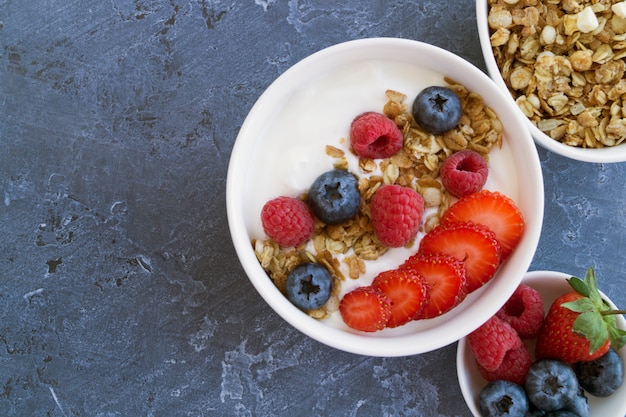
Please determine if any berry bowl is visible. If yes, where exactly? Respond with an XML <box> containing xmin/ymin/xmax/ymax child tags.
<box><xmin>476</xmin><ymin>0</ymin><xmax>626</xmax><ymax>163</ymax></box>
<box><xmin>227</xmin><ymin>38</ymin><xmax>544</xmax><ymax>357</ymax></box>
<box><xmin>457</xmin><ymin>270</ymin><xmax>626</xmax><ymax>417</ymax></box>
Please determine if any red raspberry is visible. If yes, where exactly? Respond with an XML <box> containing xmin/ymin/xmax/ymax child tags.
<box><xmin>496</xmin><ymin>284</ymin><xmax>545</xmax><ymax>339</ymax></box>
<box><xmin>370</xmin><ymin>184</ymin><xmax>424</xmax><ymax>247</ymax></box>
<box><xmin>440</xmin><ymin>149</ymin><xmax>488</xmax><ymax>198</ymax></box>
<box><xmin>261</xmin><ymin>196</ymin><xmax>315</xmax><ymax>247</ymax></box>
<box><xmin>350</xmin><ymin>112</ymin><xmax>403</xmax><ymax>159</ymax></box>
<box><xmin>477</xmin><ymin>345</ymin><xmax>533</xmax><ymax>386</ymax></box>
<box><xmin>468</xmin><ymin>315</ymin><xmax>522</xmax><ymax>372</ymax></box>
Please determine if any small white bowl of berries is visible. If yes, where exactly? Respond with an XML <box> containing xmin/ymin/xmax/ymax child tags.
<box><xmin>227</xmin><ymin>38</ymin><xmax>544</xmax><ymax>356</ymax></box>
<box><xmin>457</xmin><ymin>268</ymin><xmax>626</xmax><ymax>417</ymax></box>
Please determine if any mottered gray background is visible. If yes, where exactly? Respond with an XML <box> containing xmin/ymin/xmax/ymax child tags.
<box><xmin>1</xmin><ymin>1</ymin><xmax>625</xmax><ymax>416</ymax></box>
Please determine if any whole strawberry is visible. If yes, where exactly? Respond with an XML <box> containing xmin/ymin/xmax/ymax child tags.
<box><xmin>535</xmin><ymin>267</ymin><xmax>626</xmax><ymax>364</ymax></box>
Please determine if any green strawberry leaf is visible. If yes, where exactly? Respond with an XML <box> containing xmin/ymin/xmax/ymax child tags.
<box><xmin>583</xmin><ymin>267</ymin><xmax>605</xmax><ymax>306</ymax></box>
<box><xmin>567</xmin><ymin>276</ymin><xmax>589</xmax><ymax>297</ymax></box>
<box><xmin>565</xmin><ymin>267</ymin><xmax>625</xmax><ymax>354</ymax></box>
<box><xmin>603</xmin><ymin>311</ymin><xmax>626</xmax><ymax>350</ymax></box>
<box><xmin>562</xmin><ymin>298</ymin><xmax>596</xmax><ymax>313</ymax></box>
<box><xmin>572</xmin><ymin>310</ymin><xmax>609</xmax><ymax>353</ymax></box>
<box><xmin>608</xmin><ymin>325</ymin><xmax>626</xmax><ymax>350</ymax></box>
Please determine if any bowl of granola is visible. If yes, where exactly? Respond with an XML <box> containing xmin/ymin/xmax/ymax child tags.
<box><xmin>227</xmin><ymin>38</ymin><xmax>544</xmax><ymax>357</ymax></box>
<box><xmin>477</xmin><ymin>0</ymin><xmax>626</xmax><ymax>163</ymax></box>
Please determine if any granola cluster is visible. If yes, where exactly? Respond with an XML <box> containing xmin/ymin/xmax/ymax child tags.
<box><xmin>253</xmin><ymin>81</ymin><xmax>503</xmax><ymax>319</ymax></box>
<box><xmin>488</xmin><ymin>0</ymin><xmax>626</xmax><ymax>148</ymax></box>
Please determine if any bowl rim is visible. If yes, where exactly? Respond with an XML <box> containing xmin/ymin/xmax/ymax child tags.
<box><xmin>475</xmin><ymin>0</ymin><xmax>626</xmax><ymax>163</ymax></box>
<box><xmin>227</xmin><ymin>37</ymin><xmax>544</xmax><ymax>357</ymax></box>
<box><xmin>456</xmin><ymin>269</ymin><xmax>626</xmax><ymax>417</ymax></box>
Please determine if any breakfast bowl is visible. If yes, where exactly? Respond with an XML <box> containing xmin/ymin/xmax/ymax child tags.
<box><xmin>457</xmin><ymin>270</ymin><xmax>626</xmax><ymax>417</ymax></box>
<box><xmin>227</xmin><ymin>38</ymin><xmax>544</xmax><ymax>357</ymax></box>
<box><xmin>476</xmin><ymin>0</ymin><xmax>626</xmax><ymax>163</ymax></box>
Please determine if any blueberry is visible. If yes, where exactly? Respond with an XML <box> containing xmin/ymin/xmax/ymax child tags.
<box><xmin>574</xmin><ymin>347</ymin><xmax>624</xmax><ymax>397</ymax></box>
<box><xmin>411</xmin><ymin>86</ymin><xmax>462</xmax><ymax>135</ymax></box>
<box><xmin>564</xmin><ymin>387</ymin><xmax>589</xmax><ymax>417</ymax></box>
<box><xmin>479</xmin><ymin>380</ymin><xmax>529</xmax><ymax>417</ymax></box>
<box><xmin>285</xmin><ymin>263</ymin><xmax>333</xmax><ymax>311</ymax></box>
<box><xmin>307</xmin><ymin>169</ymin><xmax>360</xmax><ymax>224</ymax></box>
<box><xmin>525</xmin><ymin>359</ymin><xmax>580</xmax><ymax>412</ymax></box>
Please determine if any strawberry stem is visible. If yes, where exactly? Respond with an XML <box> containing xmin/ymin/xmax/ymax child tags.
<box><xmin>601</xmin><ymin>309</ymin><xmax>626</xmax><ymax>316</ymax></box>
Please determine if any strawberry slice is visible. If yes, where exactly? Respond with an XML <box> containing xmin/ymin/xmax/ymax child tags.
<box><xmin>371</xmin><ymin>269</ymin><xmax>429</xmax><ymax>327</ymax></box>
<box><xmin>441</xmin><ymin>190</ymin><xmax>524</xmax><ymax>259</ymax></box>
<box><xmin>418</xmin><ymin>222</ymin><xmax>501</xmax><ymax>293</ymax></box>
<box><xmin>400</xmin><ymin>253</ymin><xmax>468</xmax><ymax>319</ymax></box>
<box><xmin>339</xmin><ymin>286</ymin><xmax>392</xmax><ymax>332</ymax></box>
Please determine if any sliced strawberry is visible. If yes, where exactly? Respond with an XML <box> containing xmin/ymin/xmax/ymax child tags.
<box><xmin>418</xmin><ymin>222</ymin><xmax>501</xmax><ymax>293</ymax></box>
<box><xmin>371</xmin><ymin>269</ymin><xmax>429</xmax><ymax>327</ymax></box>
<box><xmin>400</xmin><ymin>253</ymin><xmax>468</xmax><ymax>319</ymax></box>
<box><xmin>441</xmin><ymin>190</ymin><xmax>524</xmax><ymax>259</ymax></box>
<box><xmin>339</xmin><ymin>286</ymin><xmax>392</xmax><ymax>332</ymax></box>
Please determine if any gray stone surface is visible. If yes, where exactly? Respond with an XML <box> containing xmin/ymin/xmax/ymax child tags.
<box><xmin>1</xmin><ymin>1</ymin><xmax>625</xmax><ymax>416</ymax></box>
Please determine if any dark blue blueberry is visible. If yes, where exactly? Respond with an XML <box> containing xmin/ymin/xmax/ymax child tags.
<box><xmin>525</xmin><ymin>359</ymin><xmax>580</xmax><ymax>412</ymax></box>
<box><xmin>479</xmin><ymin>380</ymin><xmax>529</xmax><ymax>417</ymax></box>
<box><xmin>411</xmin><ymin>86</ymin><xmax>462</xmax><ymax>135</ymax></box>
<box><xmin>307</xmin><ymin>169</ymin><xmax>360</xmax><ymax>225</ymax></box>
<box><xmin>285</xmin><ymin>263</ymin><xmax>332</xmax><ymax>311</ymax></box>
<box><xmin>574</xmin><ymin>347</ymin><xmax>624</xmax><ymax>397</ymax></box>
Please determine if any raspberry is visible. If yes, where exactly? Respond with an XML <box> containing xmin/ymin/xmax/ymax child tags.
<box><xmin>496</xmin><ymin>284</ymin><xmax>545</xmax><ymax>339</ymax></box>
<box><xmin>349</xmin><ymin>112</ymin><xmax>403</xmax><ymax>159</ymax></box>
<box><xmin>370</xmin><ymin>184</ymin><xmax>424</xmax><ymax>247</ymax></box>
<box><xmin>468</xmin><ymin>315</ymin><xmax>522</xmax><ymax>372</ymax></box>
<box><xmin>477</xmin><ymin>345</ymin><xmax>534</xmax><ymax>386</ymax></box>
<box><xmin>261</xmin><ymin>196</ymin><xmax>315</xmax><ymax>247</ymax></box>
<box><xmin>439</xmin><ymin>149</ymin><xmax>488</xmax><ymax>198</ymax></box>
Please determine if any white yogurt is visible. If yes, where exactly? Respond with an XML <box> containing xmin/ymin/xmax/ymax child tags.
<box><xmin>243</xmin><ymin>59</ymin><xmax>517</xmax><ymax>317</ymax></box>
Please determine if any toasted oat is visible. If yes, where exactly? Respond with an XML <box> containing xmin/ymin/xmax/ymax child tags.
<box><xmin>488</xmin><ymin>0</ymin><xmax>626</xmax><ymax>148</ymax></box>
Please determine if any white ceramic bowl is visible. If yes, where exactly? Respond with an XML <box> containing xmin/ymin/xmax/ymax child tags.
<box><xmin>476</xmin><ymin>0</ymin><xmax>626</xmax><ymax>163</ymax></box>
<box><xmin>457</xmin><ymin>270</ymin><xmax>626</xmax><ymax>417</ymax></box>
<box><xmin>227</xmin><ymin>38</ymin><xmax>544</xmax><ymax>357</ymax></box>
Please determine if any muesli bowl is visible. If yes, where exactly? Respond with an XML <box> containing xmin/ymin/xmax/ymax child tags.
<box><xmin>456</xmin><ymin>270</ymin><xmax>626</xmax><ymax>417</ymax></box>
<box><xmin>476</xmin><ymin>0</ymin><xmax>626</xmax><ymax>163</ymax></box>
<box><xmin>226</xmin><ymin>38</ymin><xmax>544</xmax><ymax>357</ymax></box>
